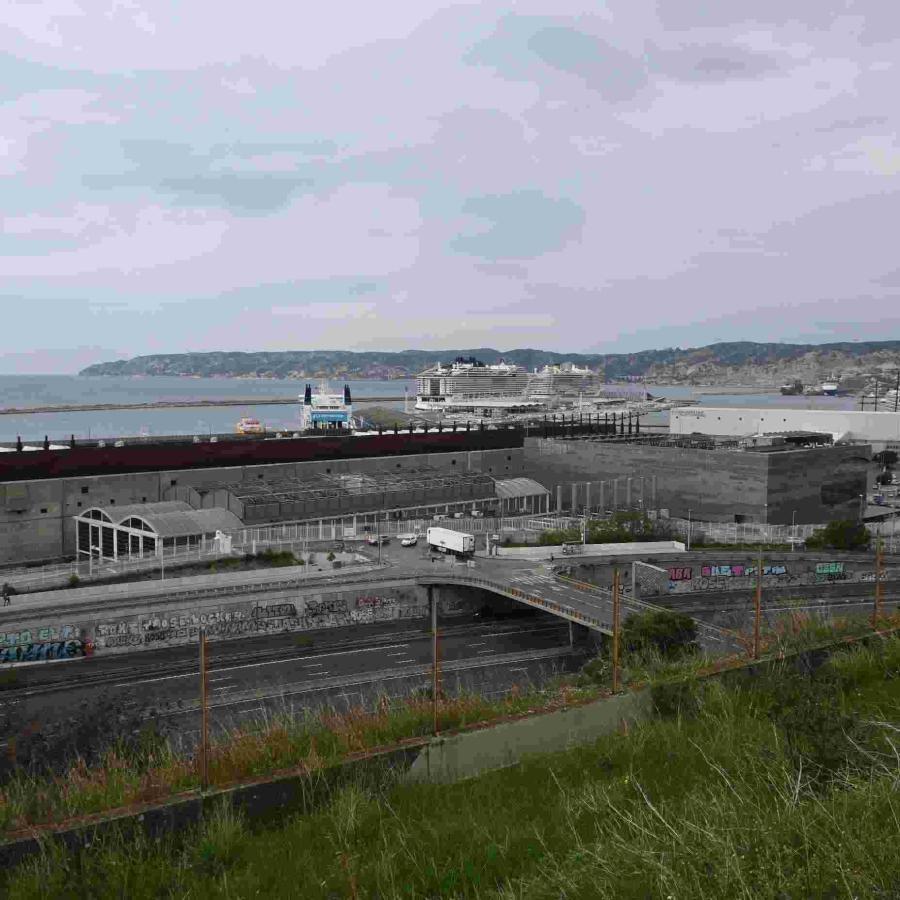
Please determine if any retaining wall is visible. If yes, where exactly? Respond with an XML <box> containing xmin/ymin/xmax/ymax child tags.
<box><xmin>0</xmin><ymin>567</ymin><xmax>480</xmax><ymax>664</ymax></box>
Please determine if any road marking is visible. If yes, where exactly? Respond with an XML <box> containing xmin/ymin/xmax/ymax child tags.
<box><xmin>477</xmin><ymin>650</ymin><xmax>495</xmax><ymax>655</ymax></box>
<box><xmin>114</xmin><ymin>642</ymin><xmax>410</xmax><ymax>688</ymax></box>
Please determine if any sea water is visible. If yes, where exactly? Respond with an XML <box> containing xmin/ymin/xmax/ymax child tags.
<box><xmin>0</xmin><ymin>375</ymin><xmax>861</xmax><ymax>444</ymax></box>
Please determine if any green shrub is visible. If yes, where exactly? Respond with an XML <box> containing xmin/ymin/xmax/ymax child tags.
<box><xmin>805</xmin><ymin>520</ymin><xmax>871</xmax><ymax>551</ymax></box>
<box><xmin>326</xmin><ymin>551</ymin><xmax>336</xmax><ymax>562</ymax></box>
<box><xmin>66</xmin><ymin>574</ymin><xmax>80</xmax><ymax>588</ymax></box>
<box><xmin>257</xmin><ymin>548</ymin><xmax>299</xmax><ymax>567</ymax></box>
<box><xmin>650</xmin><ymin>679</ymin><xmax>702</xmax><ymax>718</ymax></box>
<box><xmin>622</xmin><ymin>609</ymin><xmax>698</xmax><ymax>659</ymax></box>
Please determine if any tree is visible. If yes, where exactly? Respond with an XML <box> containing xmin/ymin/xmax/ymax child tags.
<box><xmin>876</xmin><ymin>472</ymin><xmax>893</xmax><ymax>486</ymax></box>
<box><xmin>874</xmin><ymin>450</ymin><xmax>898</xmax><ymax>467</ymax></box>
<box><xmin>804</xmin><ymin>520</ymin><xmax>871</xmax><ymax>551</ymax></box>
<box><xmin>622</xmin><ymin>609</ymin><xmax>698</xmax><ymax>659</ymax></box>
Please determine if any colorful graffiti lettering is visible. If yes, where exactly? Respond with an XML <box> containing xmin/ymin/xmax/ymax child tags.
<box><xmin>701</xmin><ymin>564</ymin><xmax>787</xmax><ymax>578</ymax></box>
<box><xmin>0</xmin><ymin>639</ymin><xmax>90</xmax><ymax>663</ymax></box>
<box><xmin>667</xmin><ymin>567</ymin><xmax>692</xmax><ymax>581</ymax></box>
<box><xmin>1</xmin><ymin>624</ymin><xmax>78</xmax><ymax>647</ymax></box>
<box><xmin>816</xmin><ymin>562</ymin><xmax>844</xmax><ymax>576</ymax></box>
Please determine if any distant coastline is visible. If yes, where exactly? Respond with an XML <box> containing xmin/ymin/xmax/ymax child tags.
<box><xmin>79</xmin><ymin>340</ymin><xmax>900</xmax><ymax>386</ymax></box>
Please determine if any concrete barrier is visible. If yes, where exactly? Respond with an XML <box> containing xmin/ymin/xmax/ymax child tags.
<box><xmin>405</xmin><ymin>690</ymin><xmax>652</xmax><ymax>783</ymax></box>
<box><xmin>495</xmin><ymin>541</ymin><xmax>686</xmax><ymax>560</ymax></box>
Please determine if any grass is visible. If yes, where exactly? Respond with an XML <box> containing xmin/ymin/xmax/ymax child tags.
<box><xmin>3</xmin><ymin>612</ymin><xmax>897</xmax><ymax>842</ymax></box>
<box><xmin>5</xmin><ymin>635</ymin><xmax>900</xmax><ymax>898</ymax></box>
<box><xmin>0</xmin><ymin>684</ymin><xmax>602</xmax><ymax>837</ymax></box>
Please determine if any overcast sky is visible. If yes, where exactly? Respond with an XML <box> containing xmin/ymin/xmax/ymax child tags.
<box><xmin>1</xmin><ymin>1</ymin><xmax>898</xmax><ymax>373</ymax></box>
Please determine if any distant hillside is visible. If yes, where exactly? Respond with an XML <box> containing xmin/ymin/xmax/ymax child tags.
<box><xmin>80</xmin><ymin>341</ymin><xmax>900</xmax><ymax>384</ymax></box>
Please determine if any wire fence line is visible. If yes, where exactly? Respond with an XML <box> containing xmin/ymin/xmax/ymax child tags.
<box><xmin>4</xmin><ymin>510</ymin><xmax>897</xmax><ymax>594</ymax></box>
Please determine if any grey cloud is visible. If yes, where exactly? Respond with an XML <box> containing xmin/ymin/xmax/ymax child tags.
<box><xmin>451</xmin><ymin>190</ymin><xmax>585</xmax><ymax>259</ymax></box>
<box><xmin>649</xmin><ymin>44</ymin><xmax>780</xmax><ymax>82</ymax></box>
<box><xmin>528</xmin><ymin>27</ymin><xmax>646</xmax><ymax>100</ymax></box>
<box><xmin>474</xmin><ymin>262</ymin><xmax>531</xmax><ymax>280</ymax></box>
<box><xmin>84</xmin><ymin>138</ymin><xmax>324</xmax><ymax>213</ymax></box>
<box><xmin>466</xmin><ymin>17</ymin><xmax>646</xmax><ymax>102</ymax></box>
<box><xmin>813</xmin><ymin>115</ymin><xmax>890</xmax><ymax>133</ymax></box>
<box><xmin>655</xmin><ymin>1</ymin><xmax>900</xmax><ymax>45</ymax></box>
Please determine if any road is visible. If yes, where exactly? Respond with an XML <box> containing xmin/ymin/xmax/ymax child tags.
<box><xmin>5</xmin><ymin>614</ymin><xmax>576</xmax><ymax>744</ymax></box>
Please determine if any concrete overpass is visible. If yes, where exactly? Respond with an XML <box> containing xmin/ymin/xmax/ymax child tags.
<box><xmin>0</xmin><ymin>552</ymin><xmax>737</xmax><ymax>664</ymax></box>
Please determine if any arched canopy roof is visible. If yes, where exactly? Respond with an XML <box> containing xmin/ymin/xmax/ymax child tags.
<box><xmin>76</xmin><ymin>501</ymin><xmax>242</xmax><ymax>537</ymax></box>
<box><xmin>493</xmin><ymin>477</ymin><xmax>551</xmax><ymax>500</ymax></box>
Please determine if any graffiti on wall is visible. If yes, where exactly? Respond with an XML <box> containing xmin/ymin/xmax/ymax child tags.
<box><xmin>1</xmin><ymin>624</ymin><xmax>79</xmax><ymax>648</ymax></box>
<box><xmin>251</xmin><ymin>603</ymin><xmax>298</xmax><ymax>619</ymax></box>
<box><xmin>0</xmin><ymin>640</ymin><xmax>91</xmax><ymax>663</ymax></box>
<box><xmin>355</xmin><ymin>595</ymin><xmax>396</xmax><ymax>609</ymax></box>
<box><xmin>95</xmin><ymin>592</ymin><xmax>427</xmax><ymax>650</ymax></box>
<box><xmin>669</xmin><ymin>559</ymin><xmax>897</xmax><ymax>592</ymax></box>
<box><xmin>699</xmin><ymin>564</ymin><xmax>788</xmax><ymax>578</ymax></box>
<box><xmin>667</xmin><ymin>567</ymin><xmax>692</xmax><ymax>581</ymax></box>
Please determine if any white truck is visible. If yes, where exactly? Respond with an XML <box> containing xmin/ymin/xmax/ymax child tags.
<box><xmin>426</xmin><ymin>527</ymin><xmax>475</xmax><ymax>557</ymax></box>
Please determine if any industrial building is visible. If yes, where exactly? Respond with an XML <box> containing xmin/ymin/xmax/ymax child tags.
<box><xmin>74</xmin><ymin>502</ymin><xmax>241</xmax><ymax>561</ymax></box>
<box><xmin>0</xmin><ymin>442</ymin><xmax>531</xmax><ymax>565</ymax></box>
<box><xmin>71</xmin><ymin>471</ymin><xmax>552</xmax><ymax>564</ymax></box>
<box><xmin>670</xmin><ymin>407</ymin><xmax>900</xmax><ymax>453</ymax></box>
<box><xmin>524</xmin><ymin>434</ymin><xmax>871</xmax><ymax>525</ymax></box>
<box><xmin>172</xmin><ymin>467</ymin><xmax>497</xmax><ymax>525</ymax></box>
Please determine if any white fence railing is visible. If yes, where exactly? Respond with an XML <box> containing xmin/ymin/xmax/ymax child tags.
<box><xmin>2</xmin><ymin>541</ymin><xmax>235</xmax><ymax>593</ymax></box>
<box><xmin>232</xmin><ymin>514</ymin><xmax>565</xmax><ymax>548</ymax></box>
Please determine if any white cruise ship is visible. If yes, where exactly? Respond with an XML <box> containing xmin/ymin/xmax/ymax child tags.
<box><xmin>415</xmin><ymin>357</ymin><xmax>604</xmax><ymax>412</ymax></box>
<box><xmin>526</xmin><ymin>362</ymin><xmax>604</xmax><ymax>398</ymax></box>
<box><xmin>415</xmin><ymin>357</ymin><xmax>532</xmax><ymax>411</ymax></box>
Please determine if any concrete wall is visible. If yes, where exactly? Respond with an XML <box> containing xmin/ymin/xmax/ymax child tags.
<box><xmin>0</xmin><ymin>447</ymin><xmax>525</xmax><ymax>565</ymax></box>
<box><xmin>0</xmin><ymin>566</ymin><xmax>489</xmax><ymax>663</ymax></box>
<box><xmin>406</xmin><ymin>690</ymin><xmax>651</xmax><ymax>783</ymax></box>
<box><xmin>524</xmin><ymin>437</ymin><xmax>870</xmax><ymax>525</ymax></box>
<box><xmin>671</xmin><ymin>407</ymin><xmax>900</xmax><ymax>452</ymax></box>
<box><xmin>766</xmin><ymin>444</ymin><xmax>871</xmax><ymax>524</ymax></box>
<box><xmin>525</xmin><ymin>437</ymin><xmax>768</xmax><ymax>522</ymax></box>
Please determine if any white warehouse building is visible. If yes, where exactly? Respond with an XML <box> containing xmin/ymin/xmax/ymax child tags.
<box><xmin>670</xmin><ymin>407</ymin><xmax>900</xmax><ymax>453</ymax></box>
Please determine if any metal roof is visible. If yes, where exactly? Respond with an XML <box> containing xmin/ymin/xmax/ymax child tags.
<box><xmin>493</xmin><ymin>477</ymin><xmax>550</xmax><ymax>500</ymax></box>
<box><xmin>106</xmin><ymin>501</ymin><xmax>194</xmax><ymax>521</ymax></box>
<box><xmin>203</xmin><ymin>467</ymin><xmax>495</xmax><ymax>507</ymax></box>
<box><xmin>78</xmin><ymin>501</ymin><xmax>242</xmax><ymax>537</ymax></box>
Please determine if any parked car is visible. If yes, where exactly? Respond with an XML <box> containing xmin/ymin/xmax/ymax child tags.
<box><xmin>432</xmin><ymin>514</ymin><xmax>447</xmax><ymax>521</ymax></box>
<box><xmin>400</xmin><ymin>534</ymin><xmax>418</xmax><ymax>547</ymax></box>
<box><xmin>365</xmin><ymin>535</ymin><xmax>390</xmax><ymax>546</ymax></box>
